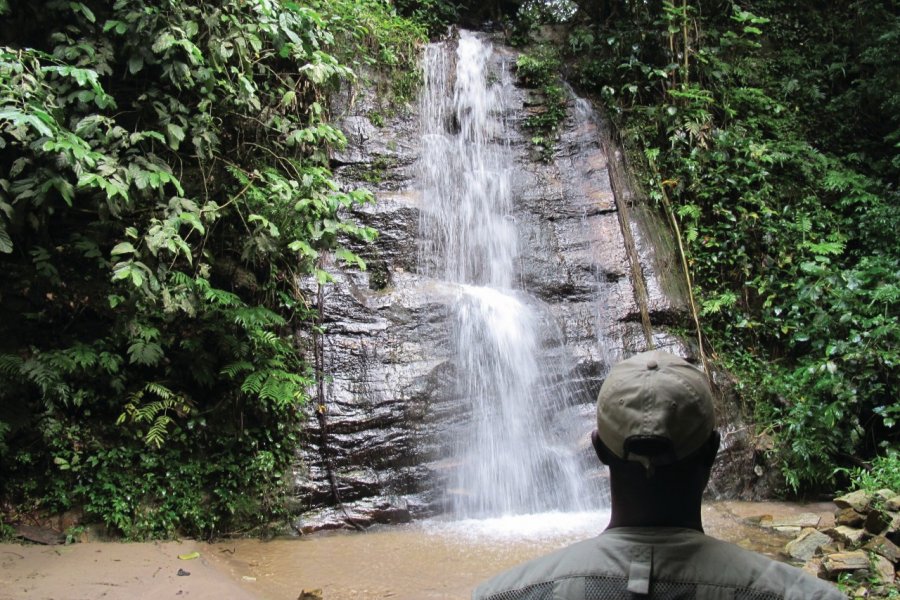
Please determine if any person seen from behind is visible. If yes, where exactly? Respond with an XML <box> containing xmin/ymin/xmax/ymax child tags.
<box><xmin>473</xmin><ymin>350</ymin><xmax>846</xmax><ymax>599</ymax></box>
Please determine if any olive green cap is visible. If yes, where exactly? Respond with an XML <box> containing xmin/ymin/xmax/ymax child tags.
<box><xmin>596</xmin><ymin>350</ymin><xmax>715</xmax><ymax>471</ymax></box>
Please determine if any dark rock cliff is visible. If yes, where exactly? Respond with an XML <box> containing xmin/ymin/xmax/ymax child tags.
<box><xmin>292</xmin><ymin>33</ymin><xmax>750</xmax><ymax>530</ymax></box>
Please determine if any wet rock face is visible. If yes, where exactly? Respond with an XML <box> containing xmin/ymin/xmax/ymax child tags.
<box><xmin>293</xmin><ymin>35</ymin><xmax>735</xmax><ymax>529</ymax></box>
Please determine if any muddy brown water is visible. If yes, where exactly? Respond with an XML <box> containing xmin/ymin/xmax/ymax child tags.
<box><xmin>208</xmin><ymin>501</ymin><xmax>835</xmax><ymax>600</ymax></box>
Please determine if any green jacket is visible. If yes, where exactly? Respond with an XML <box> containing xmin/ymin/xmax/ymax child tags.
<box><xmin>473</xmin><ymin>527</ymin><xmax>846</xmax><ymax>599</ymax></box>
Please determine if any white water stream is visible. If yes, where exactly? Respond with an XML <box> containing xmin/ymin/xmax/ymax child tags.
<box><xmin>419</xmin><ymin>32</ymin><xmax>600</xmax><ymax>519</ymax></box>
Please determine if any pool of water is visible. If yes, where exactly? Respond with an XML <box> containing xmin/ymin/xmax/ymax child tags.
<box><xmin>208</xmin><ymin>501</ymin><xmax>834</xmax><ymax>600</ymax></box>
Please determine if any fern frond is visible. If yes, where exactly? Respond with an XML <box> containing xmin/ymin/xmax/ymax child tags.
<box><xmin>203</xmin><ymin>286</ymin><xmax>241</xmax><ymax>307</ymax></box>
<box><xmin>794</xmin><ymin>213</ymin><xmax>813</xmax><ymax>233</ymax></box>
<box><xmin>240</xmin><ymin>371</ymin><xmax>266</xmax><ymax>395</ymax></box>
<box><xmin>220</xmin><ymin>361</ymin><xmax>253</xmax><ymax>378</ymax></box>
<box><xmin>117</xmin><ymin>386</ymin><xmax>192</xmax><ymax>448</ymax></box>
<box><xmin>0</xmin><ymin>354</ymin><xmax>23</xmax><ymax>376</ymax></box>
<box><xmin>233</xmin><ymin>306</ymin><xmax>285</xmax><ymax>328</ymax></box>
<box><xmin>259</xmin><ymin>376</ymin><xmax>291</xmax><ymax>406</ymax></box>
<box><xmin>144</xmin><ymin>381</ymin><xmax>173</xmax><ymax>400</ymax></box>
<box><xmin>47</xmin><ymin>351</ymin><xmax>77</xmax><ymax>374</ymax></box>
<box><xmin>98</xmin><ymin>352</ymin><xmax>123</xmax><ymax>374</ymax></box>
<box><xmin>169</xmin><ymin>270</ymin><xmax>194</xmax><ymax>287</ymax></box>
<box><xmin>21</xmin><ymin>357</ymin><xmax>61</xmax><ymax>395</ymax></box>
<box><xmin>145</xmin><ymin>415</ymin><xmax>172</xmax><ymax>448</ymax></box>
<box><xmin>65</xmin><ymin>344</ymin><xmax>99</xmax><ymax>369</ymax></box>
<box><xmin>127</xmin><ymin>340</ymin><xmax>164</xmax><ymax>366</ymax></box>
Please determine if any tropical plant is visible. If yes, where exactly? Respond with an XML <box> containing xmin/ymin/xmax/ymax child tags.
<box><xmin>536</xmin><ymin>0</ymin><xmax>899</xmax><ymax>493</ymax></box>
<box><xmin>0</xmin><ymin>0</ymin><xmax>423</xmax><ymax>538</ymax></box>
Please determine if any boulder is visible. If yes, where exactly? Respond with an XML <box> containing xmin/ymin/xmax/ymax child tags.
<box><xmin>887</xmin><ymin>513</ymin><xmax>900</xmax><ymax>546</ymax></box>
<box><xmin>872</xmin><ymin>554</ymin><xmax>895</xmax><ymax>585</ymax></box>
<box><xmin>370</xmin><ymin>504</ymin><xmax>412</xmax><ymax>524</ymax></box>
<box><xmin>865</xmin><ymin>508</ymin><xmax>894</xmax><ymax>535</ymax></box>
<box><xmin>12</xmin><ymin>524</ymin><xmax>64</xmax><ymax>545</ymax></box>
<box><xmin>834</xmin><ymin>507</ymin><xmax>865</xmax><ymax>528</ymax></box>
<box><xmin>785</xmin><ymin>528</ymin><xmax>834</xmax><ymax>562</ymax></box>
<box><xmin>834</xmin><ymin>490</ymin><xmax>873</xmax><ymax>513</ymax></box>
<box><xmin>863</xmin><ymin>535</ymin><xmax>900</xmax><ymax>564</ymax></box>
<box><xmin>885</xmin><ymin>494</ymin><xmax>900</xmax><ymax>512</ymax></box>
<box><xmin>822</xmin><ymin>551</ymin><xmax>870</xmax><ymax>574</ymax></box>
<box><xmin>874</xmin><ymin>489</ymin><xmax>896</xmax><ymax>503</ymax></box>
<box><xmin>802</xmin><ymin>556</ymin><xmax>824</xmax><ymax>578</ymax></box>
<box><xmin>825</xmin><ymin>525</ymin><xmax>867</xmax><ymax>546</ymax></box>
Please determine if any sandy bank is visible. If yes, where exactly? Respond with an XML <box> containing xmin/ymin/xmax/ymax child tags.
<box><xmin>0</xmin><ymin>540</ymin><xmax>259</xmax><ymax>600</ymax></box>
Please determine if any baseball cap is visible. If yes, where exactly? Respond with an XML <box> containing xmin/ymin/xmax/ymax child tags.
<box><xmin>596</xmin><ymin>350</ymin><xmax>715</xmax><ymax>472</ymax></box>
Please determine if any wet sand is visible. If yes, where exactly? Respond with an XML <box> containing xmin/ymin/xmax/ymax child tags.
<box><xmin>0</xmin><ymin>501</ymin><xmax>835</xmax><ymax>600</ymax></box>
<box><xmin>0</xmin><ymin>539</ymin><xmax>258</xmax><ymax>600</ymax></box>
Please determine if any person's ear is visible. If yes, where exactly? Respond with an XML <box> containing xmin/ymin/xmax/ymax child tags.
<box><xmin>591</xmin><ymin>430</ymin><xmax>613</xmax><ymax>465</ymax></box>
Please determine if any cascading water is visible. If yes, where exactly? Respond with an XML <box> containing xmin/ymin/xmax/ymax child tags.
<box><xmin>419</xmin><ymin>31</ymin><xmax>597</xmax><ymax>519</ymax></box>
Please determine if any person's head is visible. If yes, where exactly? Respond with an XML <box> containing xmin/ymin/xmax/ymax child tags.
<box><xmin>592</xmin><ymin>350</ymin><xmax>720</xmax><ymax>528</ymax></box>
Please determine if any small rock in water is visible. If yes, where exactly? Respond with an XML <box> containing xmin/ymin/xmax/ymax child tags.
<box><xmin>298</xmin><ymin>589</ymin><xmax>324</xmax><ymax>600</ymax></box>
<box><xmin>774</xmin><ymin>526</ymin><xmax>802</xmax><ymax>534</ymax></box>
<box><xmin>177</xmin><ymin>568</ymin><xmax>190</xmax><ymax>576</ymax></box>
<box><xmin>753</xmin><ymin>514</ymin><xmax>774</xmax><ymax>528</ymax></box>
<box><xmin>756</xmin><ymin>512</ymin><xmax>820</xmax><ymax>529</ymax></box>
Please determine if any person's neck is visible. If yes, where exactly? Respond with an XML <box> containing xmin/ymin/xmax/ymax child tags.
<box><xmin>605</xmin><ymin>510</ymin><xmax>704</xmax><ymax>532</ymax></box>
<box><xmin>605</xmin><ymin>484</ymin><xmax>705</xmax><ymax>532</ymax></box>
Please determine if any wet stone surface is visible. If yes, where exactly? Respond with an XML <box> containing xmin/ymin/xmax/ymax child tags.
<box><xmin>293</xmin><ymin>32</ymin><xmax>751</xmax><ymax>527</ymax></box>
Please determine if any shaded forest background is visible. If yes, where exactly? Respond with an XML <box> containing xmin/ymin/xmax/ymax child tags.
<box><xmin>0</xmin><ymin>0</ymin><xmax>896</xmax><ymax>539</ymax></box>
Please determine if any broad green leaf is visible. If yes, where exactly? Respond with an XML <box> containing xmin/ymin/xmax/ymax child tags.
<box><xmin>0</xmin><ymin>222</ymin><xmax>12</xmax><ymax>253</ymax></box>
<box><xmin>179</xmin><ymin>211</ymin><xmax>205</xmax><ymax>235</ymax></box>
<box><xmin>288</xmin><ymin>239</ymin><xmax>317</xmax><ymax>258</ymax></box>
<box><xmin>0</xmin><ymin>108</ymin><xmax>54</xmax><ymax>137</ymax></box>
<box><xmin>315</xmin><ymin>268</ymin><xmax>332</xmax><ymax>284</ymax></box>
<box><xmin>127</xmin><ymin>339</ymin><xmax>164</xmax><ymax>366</ymax></box>
<box><xmin>70</xmin><ymin>2</ymin><xmax>96</xmax><ymax>22</ymax></box>
<box><xmin>111</xmin><ymin>242</ymin><xmax>136</xmax><ymax>256</ymax></box>
<box><xmin>335</xmin><ymin>247</ymin><xmax>365</xmax><ymax>270</ymax></box>
<box><xmin>165</xmin><ymin>123</ymin><xmax>185</xmax><ymax>149</ymax></box>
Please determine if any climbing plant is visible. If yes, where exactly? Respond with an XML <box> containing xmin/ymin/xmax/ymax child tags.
<box><xmin>515</xmin><ymin>44</ymin><xmax>568</xmax><ymax>160</ymax></box>
<box><xmin>0</xmin><ymin>0</ymin><xmax>423</xmax><ymax>538</ymax></box>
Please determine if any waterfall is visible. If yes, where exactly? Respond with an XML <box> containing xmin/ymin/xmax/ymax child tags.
<box><xmin>419</xmin><ymin>32</ymin><xmax>596</xmax><ymax>518</ymax></box>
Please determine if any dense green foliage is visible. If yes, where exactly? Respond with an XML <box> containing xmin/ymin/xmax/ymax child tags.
<box><xmin>541</xmin><ymin>0</ymin><xmax>898</xmax><ymax>492</ymax></box>
<box><xmin>840</xmin><ymin>449</ymin><xmax>900</xmax><ymax>495</ymax></box>
<box><xmin>0</xmin><ymin>0</ymin><xmax>423</xmax><ymax>538</ymax></box>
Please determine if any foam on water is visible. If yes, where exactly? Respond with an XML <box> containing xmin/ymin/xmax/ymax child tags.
<box><xmin>420</xmin><ymin>510</ymin><xmax>611</xmax><ymax>545</ymax></box>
